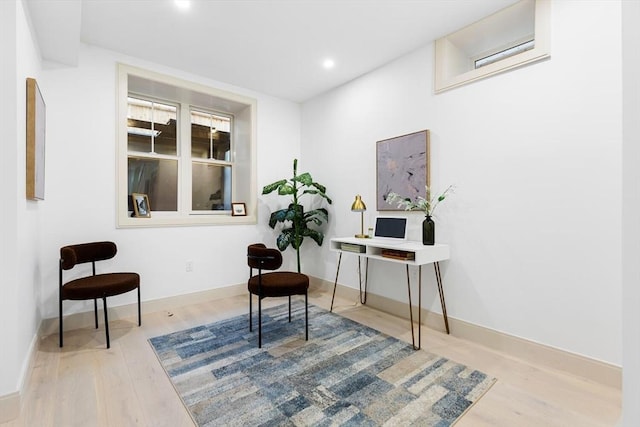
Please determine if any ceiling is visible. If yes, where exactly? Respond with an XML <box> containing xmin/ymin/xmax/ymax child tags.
<box><xmin>26</xmin><ymin>0</ymin><xmax>519</xmax><ymax>103</ymax></box>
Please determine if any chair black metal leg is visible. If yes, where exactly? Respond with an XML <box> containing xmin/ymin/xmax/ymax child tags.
<box><xmin>305</xmin><ymin>292</ymin><xmax>308</xmax><ymax>341</ymax></box>
<box><xmin>59</xmin><ymin>299</ymin><xmax>63</xmax><ymax>348</ymax></box>
<box><xmin>288</xmin><ymin>296</ymin><xmax>292</xmax><ymax>322</ymax></box>
<box><xmin>94</xmin><ymin>299</ymin><xmax>99</xmax><ymax>329</ymax></box>
<box><xmin>103</xmin><ymin>297</ymin><xmax>110</xmax><ymax>349</ymax></box>
<box><xmin>137</xmin><ymin>286</ymin><xmax>141</xmax><ymax>326</ymax></box>
<box><xmin>258</xmin><ymin>296</ymin><xmax>262</xmax><ymax>348</ymax></box>
<box><xmin>249</xmin><ymin>293</ymin><xmax>253</xmax><ymax>332</ymax></box>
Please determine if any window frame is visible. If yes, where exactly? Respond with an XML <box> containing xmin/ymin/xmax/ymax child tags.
<box><xmin>434</xmin><ymin>0</ymin><xmax>551</xmax><ymax>93</ymax></box>
<box><xmin>116</xmin><ymin>63</ymin><xmax>257</xmax><ymax>227</ymax></box>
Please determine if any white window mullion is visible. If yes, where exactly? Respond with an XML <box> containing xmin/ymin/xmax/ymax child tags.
<box><xmin>150</xmin><ymin>102</ymin><xmax>156</xmax><ymax>154</ymax></box>
<box><xmin>180</xmin><ymin>103</ymin><xmax>191</xmax><ymax>214</ymax></box>
<box><xmin>209</xmin><ymin>115</ymin><xmax>214</xmax><ymax>160</ymax></box>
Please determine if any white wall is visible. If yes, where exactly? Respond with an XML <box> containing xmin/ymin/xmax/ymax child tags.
<box><xmin>0</xmin><ymin>0</ymin><xmax>20</xmax><ymax>399</ymax></box>
<box><xmin>302</xmin><ymin>1</ymin><xmax>623</xmax><ymax>365</ymax></box>
<box><xmin>621</xmin><ymin>0</ymin><xmax>640</xmax><ymax>423</ymax></box>
<box><xmin>36</xmin><ymin>44</ymin><xmax>302</xmax><ymax>320</ymax></box>
<box><xmin>0</xmin><ymin>0</ymin><xmax>44</xmax><ymax>400</ymax></box>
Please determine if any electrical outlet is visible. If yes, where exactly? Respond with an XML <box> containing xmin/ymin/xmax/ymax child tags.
<box><xmin>186</xmin><ymin>260</ymin><xmax>193</xmax><ymax>272</ymax></box>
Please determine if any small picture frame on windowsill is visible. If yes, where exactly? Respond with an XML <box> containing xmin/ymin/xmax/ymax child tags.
<box><xmin>231</xmin><ymin>202</ymin><xmax>247</xmax><ymax>216</ymax></box>
<box><xmin>132</xmin><ymin>193</ymin><xmax>151</xmax><ymax>218</ymax></box>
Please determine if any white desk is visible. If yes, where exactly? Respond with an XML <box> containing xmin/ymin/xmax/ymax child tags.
<box><xmin>329</xmin><ymin>237</ymin><xmax>450</xmax><ymax>350</ymax></box>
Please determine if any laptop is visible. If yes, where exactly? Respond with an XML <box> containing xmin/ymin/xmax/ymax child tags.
<box><xmin>370</xmin><ymin>217</ymin><xmax>407</xmax><ymax>244</ymax></box>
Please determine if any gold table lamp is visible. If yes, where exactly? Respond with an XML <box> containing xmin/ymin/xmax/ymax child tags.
<box><xmin>351</xmin><ymin>195</ymin><xmax>368</xmax><ymax>238</ymax></box>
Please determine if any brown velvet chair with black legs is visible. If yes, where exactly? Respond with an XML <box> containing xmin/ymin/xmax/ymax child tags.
<box><xmin>59</xmin><ymin>241</ymin><xmax>141</xmax><ymax>349</ymax></box>
<box><xmin>247</xmin><ymin>243</ymin><xmax>309</xmax><ymax>348</ymax></box>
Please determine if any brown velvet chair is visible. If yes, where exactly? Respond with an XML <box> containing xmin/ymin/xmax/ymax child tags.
<box><xmin>59</xmin><ymin>241</ymin><xmax>141</xmax><ymax>349</ymax></box>
<box><xmin>247</xmin><ymin>243</ymin><xmax>309</xmax><ymax>348</ymax></box>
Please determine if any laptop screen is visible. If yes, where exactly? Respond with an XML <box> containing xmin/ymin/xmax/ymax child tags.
<box><xmin>374</xmin><ymin>217</ymin><xmax>407</xmax><ymax>240</ymax></box>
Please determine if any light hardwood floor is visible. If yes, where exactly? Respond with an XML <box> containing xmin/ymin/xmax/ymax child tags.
<box><xmin>3</xmin><ymin>288</ymin><xmax>621</xmax><ymax>426</ymax></box>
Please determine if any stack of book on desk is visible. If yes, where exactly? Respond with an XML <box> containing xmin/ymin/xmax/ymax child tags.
<box><xmin>381</xmin><ymin>249</ymin><xmax>415</xmax><ymax>261</ymax></box>
<box><xmin>340</xmin><ymin>243</ymin><xmax>366</xmax><ymax>253</ymax></box>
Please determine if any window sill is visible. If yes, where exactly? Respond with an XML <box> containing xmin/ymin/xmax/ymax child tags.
<box><xmin>117</xmin><ymin>214</ymin><xmax>257</xmax><ymax>228</ymax></box>
<box><xmin>435</xmin><ymin>47</ymin><xmax>550</xmax><ymax>93</ymax></box>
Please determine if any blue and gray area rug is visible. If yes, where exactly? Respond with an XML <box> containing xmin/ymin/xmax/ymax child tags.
<box><xmin>149</xmin><ymin>303</ymin><xmax>495</xmax><ymax>426</ymax></box>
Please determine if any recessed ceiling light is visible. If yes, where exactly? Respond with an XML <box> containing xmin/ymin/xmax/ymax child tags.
<box><xmin>175</xmin><ymin>0</ymin><xmax>191</xmax><ymax>10</ymax></box>
<box><xmin>322</xmin><ymin>59</ymin><xmax>335</xmax><ymax>69</ymax></box>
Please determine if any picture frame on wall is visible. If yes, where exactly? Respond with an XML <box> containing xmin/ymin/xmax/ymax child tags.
<box><xmin>26</xmin><ymin>77</ymin><xmax>46</xmax><ymax>200</ymax></box>
<box><xmin>376</xmin><ymin>130</ymin><xmax>430</xmax><ymax>211</ymax></box>
<box><xmin>132</xmin><ymin>193</ymin><xmax>151</xmax><ymax>218</ymax></box>
<box><xmin>231</xmin><ymin>202</ymin><xmax>247</xmax><ymax>216</ymax></box>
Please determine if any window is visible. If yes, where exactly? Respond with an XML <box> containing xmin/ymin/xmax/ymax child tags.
<box><xmin>434</xmin><ymin>0</ymin><xmax>550</xmax><ymax>93</ymax></box>
<box><xmin>190</xmin><ymin>110</ymin><xmax>232</xmax><ymax>211</ymax></box>
<box><xmin>127</xmin><ymin>97</ymin><xmax>178</xmax><ymax>211</ymax></box>
<box><xmin>117</xmin><ymin>64</ymin><xmax>257</xmax><ymax>227</ymax></box>
<box><xmin>474</xmin><ymin>40</ymin><xmax>535</xmax><ymax>69</ymax></box>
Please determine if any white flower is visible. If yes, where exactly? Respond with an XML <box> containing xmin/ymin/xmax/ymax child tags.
<box><xmin>386</xmin><ymin>185</ymin><xmax>454</xmax><ymax>217</ymax></box>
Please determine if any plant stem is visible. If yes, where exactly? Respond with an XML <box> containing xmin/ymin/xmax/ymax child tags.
<box><xmin>293</xmin><ymin>159</ymin><xmax>301</xmax><ymax>273</ymax></box>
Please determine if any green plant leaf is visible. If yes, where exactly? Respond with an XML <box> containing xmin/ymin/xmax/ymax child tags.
<box><xmin>262</xmin><ymin>179</ymin><xmax>287</xmax><ymax>195</ymax></box>
<box><xmin>276</xmin><ymin>232</ymin><xmax>292</xmax><ymax>251</ymax></box>
<box><xmin>311</xmin><ymin>182</ymin><xmax>326</xmax><ymax>194</ymax></box>
<box><xmin>290</xmin><ymin>233</ymin><xmax>304</xmax><ymax>250</ymax></box>
<box><xmin>302</xmin><ymin>228</ymin><xmax>324</xmax><ymax>246</ymax></box>
<box><xmin>268</xmin><ymin>208</ymin><xmax>298</xmax><ymax>228</ymax></box>
<box><xmin>277</xmin><ymin>183</ymin><xmax>296</xmax><ymax>196</ymax></box>
<box><xmin>304</xmin><ymin>208</ymin><xmax>328</xmax><ymax>225</ymax></box>
<box><xmin>294</xmin><ymin>172</ymin><xmax>313</xmax><ymax>185</ymax></box>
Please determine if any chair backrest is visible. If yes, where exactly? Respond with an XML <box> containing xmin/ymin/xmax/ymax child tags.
<box><xmin>60</xmin><ymin>241</ymin><xmax>117</xmax><ymax>271</ymax></box>
<box><xmin>247</xmin><ymin>243</ymin><xmax>282</xmax><ymax>271</ymax></box>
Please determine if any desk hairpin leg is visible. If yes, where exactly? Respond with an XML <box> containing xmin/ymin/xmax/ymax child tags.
<box><xmin>434</xmin><ymin>262</ymin><xmax>450</xmax><ymax>334</ymax></box>
<box><xmin>406</xmin><ymin>265</ymin><xmax>422</xmax><ymax>350</ymax></box>
<box><xmin>331</xmin><ymin>253</ymin><xmax>369</xmax><ymax>312</ymax></box>
<box><xmin>407</xmin><ymin>263</ymin><xmax>450</xmax><ymax>350</ymax></box>
<box><xmin>330</xmin><ymin>252</ymin><xmax>342</xmax><ymax>312</ymax></box>
<box><xmin>359</xmin><ymin>257</ymin><xmax>369</xmax><ymax>304</ymax></box>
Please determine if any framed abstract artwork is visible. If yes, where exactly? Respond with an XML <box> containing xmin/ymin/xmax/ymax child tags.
<box><xmin>376</xmin><ymin>130</ymin><xmax>430</xmax><ymax>211</ymax></box>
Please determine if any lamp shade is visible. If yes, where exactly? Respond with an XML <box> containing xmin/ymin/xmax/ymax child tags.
<box><xmin>351</xmin><ymin>195</ymin><xmax>366</xmax><ymax>212</ymax></box>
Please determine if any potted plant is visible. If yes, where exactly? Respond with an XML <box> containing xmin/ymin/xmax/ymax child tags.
<box><xmin>386</xmin><ymin>185</ymin><xmax>454</xmax><ymax>245</ymax></box>
<box><xmin>262</xmin><ymin>159</ymin><xmax>332</xmax><ymax>272</ymax></box>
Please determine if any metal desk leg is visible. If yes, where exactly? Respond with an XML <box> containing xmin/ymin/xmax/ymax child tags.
<box><xmin>330</xmin><ymin>252</ymin><xmax>342</xmax><ymax>312</ymax></box>
<box><xmin>434</xmin><ymin>262</ymin><xmax>450</xmax><ymax>334</ymax></box>
<box><xmin>419</xmin><ymin>265</ymin><xmax>422</xmax><ymax>348</ymax></box>
<box><xmin>406</xmin><ymin>265</ymin><xmax>421</xmax><ymax>350</ymax></box>
<box><xmin>359</xmin><ymin>257</ymin><xmax>369</xmax><ymax>304</ymax></box>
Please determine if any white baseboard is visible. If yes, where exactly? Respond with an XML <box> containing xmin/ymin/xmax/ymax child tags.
<box><xmin>0</xmin><ymin>331</ymin><xmax>39</xmax><ymax>423</ymax></box>
<box><xmin>312</xmin><ymin>277</ymin><xmax>621</xmax><ymax>389</ymax></box>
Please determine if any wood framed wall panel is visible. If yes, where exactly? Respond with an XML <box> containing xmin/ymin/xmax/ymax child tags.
<box><xmin>26</xmin><ymin>77</ymin><xmax>45</xmax><ymax>200</ymax></box>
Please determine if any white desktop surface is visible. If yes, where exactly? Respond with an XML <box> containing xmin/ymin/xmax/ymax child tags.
<box><xmin>330</xmin><ymin>237</ymin><xmax>450</xmax><ymax>266</ymax></box>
